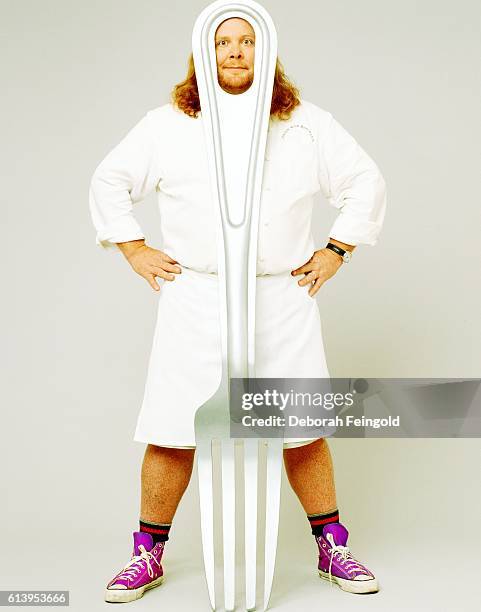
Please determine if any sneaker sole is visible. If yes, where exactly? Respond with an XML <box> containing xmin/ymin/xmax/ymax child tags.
<box><xmin>318</xmin><ymin>569</ymin><xmax>378</xmax><ymax>594</ymax></box>
<box><xmin>104</xmin><ymin>575</ymin><xmax>164</xmax><ymax>603</ymax></box>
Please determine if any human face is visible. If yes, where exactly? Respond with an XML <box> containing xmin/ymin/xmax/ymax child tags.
<box><xmin>215</xmin><ymin>18</ymin><xmax>255</xmax><ymax>95</ymax></box>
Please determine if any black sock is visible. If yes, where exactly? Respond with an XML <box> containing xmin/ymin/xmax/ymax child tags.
<box><xmin>139</xmin><ymin>519</ymin><xmax>172</xmax><ymax>543</ymax></box>
<box><xmin>307</xmin><ymin>508</ymin><xmax>340</xmax><ymax>537</ymax></box>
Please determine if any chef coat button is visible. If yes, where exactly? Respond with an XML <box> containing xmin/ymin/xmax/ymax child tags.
<box><xmin>264</xmin><ymin>186</ymin><xmax>271</xmax><ymax>191</ymax></box>
<box><xmin>265</xmin><ymin>156</ymin><xmax>270</xmax><ymax>161</ymax></box>
<box><xmin>264</xmin><ymin>221</ymin><xmax>269</xmax><ymax>227</ymax></box>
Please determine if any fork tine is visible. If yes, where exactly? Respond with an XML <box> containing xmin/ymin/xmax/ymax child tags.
<box><xmin>263</xmin><ymin>438</ymin><xmax>283</xmax><ymax>611</ymax></box>
<box><xmin>221</xmin><ymin>438</ymin><xmax>236</xmax><ymax>611</ymax></box>
<box><xmin>197</xmin><ymin>438</ymin><xmax>216</xmax><ymax>610</ymax></box>
<box><xmin>244</xmin><ymin>438</ymin><xmax>259</xmax><ymax>611</ymax></box>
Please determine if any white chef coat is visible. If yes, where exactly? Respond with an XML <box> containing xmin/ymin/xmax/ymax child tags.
<box><xmin>89</xmin><ymin>99</ymin><xmax>386</xmax><ymax>447</ymax></box>
<box><xmin>89</xmin><ymin>99</ymin><xmax>386</xmax><ymax>270</ymax></box>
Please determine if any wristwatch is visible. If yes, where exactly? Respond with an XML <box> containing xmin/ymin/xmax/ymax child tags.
<box><xmin>326</xmin><ymin>242</ymin><xmax>352</xmax><ymax>263</ymax></box>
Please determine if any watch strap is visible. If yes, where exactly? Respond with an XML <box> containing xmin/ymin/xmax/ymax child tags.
<box><xmin>326</xmin><ymin>242</ymin><xmax>346</xmax><ymax>256</ymax></box>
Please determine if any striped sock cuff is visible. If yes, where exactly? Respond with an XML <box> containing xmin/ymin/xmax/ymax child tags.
<box><xmin>139</xmin><ymin>519</ymin><xmax>172</xmax><ymax>542</ymax></box>
<box><xmin>307</xmin><ymin>508</ymin><xmax>339</xmax><ymax>536</ymax></box>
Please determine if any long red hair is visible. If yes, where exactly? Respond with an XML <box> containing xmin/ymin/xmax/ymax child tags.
<box><xmin>171</xmin><ymin>52</ymin><xmax>301</xmax><ymax>120</ymax></box>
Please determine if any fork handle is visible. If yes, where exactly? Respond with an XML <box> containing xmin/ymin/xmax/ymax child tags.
<box><xmin>192</xmin><ymin>4</ymin><xmax>277</xmax><ymax>383</ymax></box>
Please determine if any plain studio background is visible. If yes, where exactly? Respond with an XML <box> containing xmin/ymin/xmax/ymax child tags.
<box><xmin>1</xmin><ymin>0</ymin><xmax>480</xmax><ymax>610</ymax></box>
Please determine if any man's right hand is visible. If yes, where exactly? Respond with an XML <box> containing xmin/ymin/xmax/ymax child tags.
<box><xmin>116</xmin><ymin>239</ymin><xmax>182</xmax><ymax>291</ymax></box>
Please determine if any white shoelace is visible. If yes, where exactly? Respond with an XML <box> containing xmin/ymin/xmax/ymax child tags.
<box><xmin>116</xmin><ymin>544</ymin><xmax>162</xmax><ymax>582</ymax></box>
<box><xmin>325</xmin><ymin>533</ymin><xmax>370</xmax><ymax>586</ymax></box>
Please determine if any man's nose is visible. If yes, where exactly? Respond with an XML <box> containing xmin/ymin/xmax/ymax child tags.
<box><xmin>229</xmin><ymin>46</ymin><xmax>244</xmax><ymax>59</ymax></box>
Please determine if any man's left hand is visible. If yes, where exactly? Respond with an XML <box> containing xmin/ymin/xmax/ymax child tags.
<box><xmin>291</xmin><ymin>249</ymin><xmax>343</xmax><ymax>297</ymax></box>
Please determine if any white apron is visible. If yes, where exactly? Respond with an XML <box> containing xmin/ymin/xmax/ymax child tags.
<box><xmin>133</xmin><ymin>264</ymin><xmax>331</xmax><ymax>448</ymax></box>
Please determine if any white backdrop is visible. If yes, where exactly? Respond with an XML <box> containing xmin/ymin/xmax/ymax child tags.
<box><xmin>1</xmin><ymin>1</ymin><xmax>480</xmax><ymax>610</ymax></box>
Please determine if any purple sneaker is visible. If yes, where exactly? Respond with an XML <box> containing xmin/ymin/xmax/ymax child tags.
<box><xmin>104</xmin><ymin>531</ymin><xmax>165</xmax><ymax>603</ymax></box>
<box><xmin>316</xmin><ymin>522</ymin><xmax>379</xmax><ymax>594</ymax></box>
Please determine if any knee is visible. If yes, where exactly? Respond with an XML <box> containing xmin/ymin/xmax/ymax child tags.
<box><xmin>146</xmin><ymin>444</ymin><xmax>195</xmax><ymax>461</ymax></box>
<box><xmin>283</xmin><ymin>437</ymin><xmax>326</xmax><ymax>454</ymax></box>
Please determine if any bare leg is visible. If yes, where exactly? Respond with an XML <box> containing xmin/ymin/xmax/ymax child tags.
<box><xmin>140</xmin><ymin>444</ymin><xmax>196</xmax><ymax>523</ymax></box>
<box><xmin>283</xmin><ymin>438</ymin><xmax>337</xmax><ymax>514</ymax></box>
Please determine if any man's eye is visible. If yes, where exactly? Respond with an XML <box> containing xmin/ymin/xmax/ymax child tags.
<box><xmin>215</xmin><ymin>39</ymin><xmax>254</xmax><ymax>46</ymax></box>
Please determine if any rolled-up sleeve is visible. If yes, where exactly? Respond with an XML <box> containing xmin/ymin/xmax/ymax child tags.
<box><xmin>88</xmin><ymin>111</ymin><xmax>162</xmax><ymax>252</ymax></box>
<box><xmin>318</xmin><ymin>112</ymin><xmax>387</xmax><ymax>246</ymax></box>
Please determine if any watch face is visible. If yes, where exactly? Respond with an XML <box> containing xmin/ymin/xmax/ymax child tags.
<box><xmin>343</xmin><ymin>251</ymin><xmax>352</xmax><ymax>263</ymax></box>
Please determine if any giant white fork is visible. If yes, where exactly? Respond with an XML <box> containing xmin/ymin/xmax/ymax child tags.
<box><xmin>192</xmin><ymin>1</ymin><xmax>280</xmax><ymax>610</ymax></box>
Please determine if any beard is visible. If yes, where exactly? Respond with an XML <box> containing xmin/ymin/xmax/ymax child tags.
<box><xmin>217</xmin><ymin>68</ymin><xmax>254</xmax><ymax>94</ymax></box>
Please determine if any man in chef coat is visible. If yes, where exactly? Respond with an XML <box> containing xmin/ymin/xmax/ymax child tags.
<box><xmin>92</xmin><ymin>16</ymin><xmax>385</xmax><ymax>605</ymax></box>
